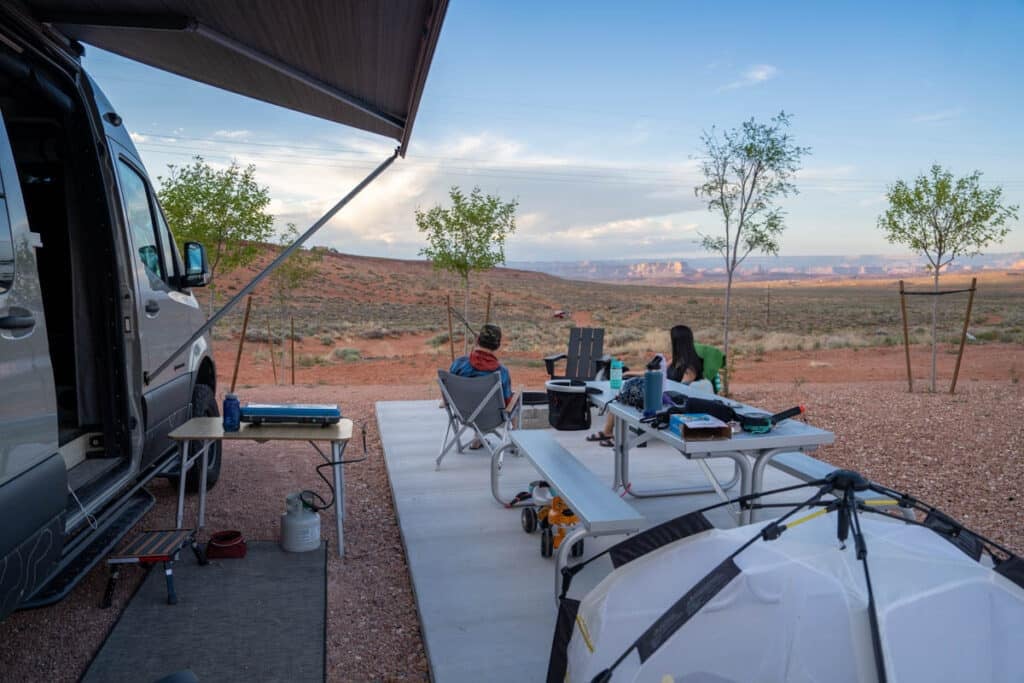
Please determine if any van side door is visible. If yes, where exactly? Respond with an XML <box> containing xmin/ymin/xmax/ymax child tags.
<box><xmin>0</xmin><ymin>111</ymin><xmax>59</xmax><ymax>486</ymax></box>
<box><xmin>114</xmin><ymin>154</ymin><xmax>194</xmax><ymax>467</ymax></box>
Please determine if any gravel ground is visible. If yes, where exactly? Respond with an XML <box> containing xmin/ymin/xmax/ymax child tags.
<box><xmin>1</xmin><ymin>377</ymin><xmax>1021</xmax><ymax>681</ymax></box>
<box><xmin>735</xmin><ymin>380</ymin><xmax>1024</xmax><ymax>554</ymax></box>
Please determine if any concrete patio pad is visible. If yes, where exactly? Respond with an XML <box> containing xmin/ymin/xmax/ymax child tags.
<box><xmin>377</xmin><ymin>400</ymin><xmax>807</xmax><ymax>683</ymax></box>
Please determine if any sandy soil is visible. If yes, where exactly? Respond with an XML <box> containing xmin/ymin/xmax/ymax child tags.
<box><xmin>218</xmin><ymin>338</ymin><xmax>1023</xmax><ymax>388</ymax></box>
<box><xmin>1</xmin><ymin>347</ymin><xmax>1022</xmax><ymax>681</ymax></box>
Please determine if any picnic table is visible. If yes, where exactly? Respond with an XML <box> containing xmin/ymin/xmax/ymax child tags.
<box><xmin>586</xmin><ymin>380</ymin><xmax>835</xmax><ymax>524</ymax></box>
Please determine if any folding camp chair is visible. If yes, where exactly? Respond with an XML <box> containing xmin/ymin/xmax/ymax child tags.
<box><xmin>436</xmin><ymin>370</ymin><xmax>517</xmax><ymax>470</ymax></box>
<box><xmin>694</xmin><ymin>343</ymin><xmax>726</xmax><ymax>394</ymax></box>
<box><xmin>544</xmin><ymin>327</ymin><xmax>610</xmax><ymax>381</ymax></box>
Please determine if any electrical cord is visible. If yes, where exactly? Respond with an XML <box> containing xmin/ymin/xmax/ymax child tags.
<box><xmin>299</xmin><ymin>419</ymin><xmax>369</xmax><ymax>512</ymax></box>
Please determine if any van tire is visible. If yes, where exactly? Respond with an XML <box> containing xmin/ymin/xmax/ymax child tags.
<box><xmin>185</xmin><ymin>384</ymin><xmax>222</xmax><ymax>492</ymax></box>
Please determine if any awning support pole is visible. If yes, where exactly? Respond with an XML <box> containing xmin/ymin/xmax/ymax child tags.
<box><xmin>146</xmin><ymin>148</ymin><xmax>399</xmax><ymax>383</ymax></box>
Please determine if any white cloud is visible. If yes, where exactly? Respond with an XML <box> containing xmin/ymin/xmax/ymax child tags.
<box><xmin>719</xmin><ymin>64</ymin><xmax>779</xmax><ymax>91</ymax></box>
<box><xmin>213</xmin><ymin>129</ymin><xmax>252</xmax><ymax>139</ymax></box>
<box><xmin>137</xmin><ymin>130</ymin><xmax>710</xmax><ymax>260</ymax></box>
<box><xmin>911</xmin><ymin>108</ymin><xmax>962</xmax><ymax>123</ymax></box>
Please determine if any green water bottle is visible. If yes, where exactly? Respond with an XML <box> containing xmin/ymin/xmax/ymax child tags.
<box><xmin>610</xmin><ymin>359</ymin><xmax>623</xmax><ymax>389</ymax></box>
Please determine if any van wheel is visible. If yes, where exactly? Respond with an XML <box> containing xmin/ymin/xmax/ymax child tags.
<box><xmin>185</xmin><ymin>384</ymin><xmax>222</xmax><ymax>492</ymax></box>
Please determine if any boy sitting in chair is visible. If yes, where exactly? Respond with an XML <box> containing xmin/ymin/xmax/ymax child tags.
<box><xmin>450</xmin><ymin>322</ymin><xmax>517</xmax><ymax>412</ymax></box>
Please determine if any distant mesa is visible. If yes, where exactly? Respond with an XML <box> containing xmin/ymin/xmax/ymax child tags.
<box><xmin>509</xmin><ymin>252</ymin><xmax>1024</xmax><ymax>284</ymax></box>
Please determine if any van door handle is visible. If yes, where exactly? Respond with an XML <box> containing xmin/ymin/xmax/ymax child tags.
<box><xmin>0</xmin><ymin>314</ymin><xmax>35</xmax><ymax>330</ymax></box>
<box><xmin>144</xmin><ymin>301</ymin><xmax>160</xmax><ymax>315</ymax></box>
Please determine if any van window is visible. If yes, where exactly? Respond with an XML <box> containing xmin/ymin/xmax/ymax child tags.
<box><xmin>0</xmin><ymin>199</ymin><xmax>13</xmax><ymax>294</ymax></box>
<box><xmin>154</xmin><ymin>207</ymin><xmax>180</xmax><ymax>282</ymax></box>
<box><xmin>117</xmin><ymin>159</ymin><xmax>166</xmax><ymax>289</ymax></box>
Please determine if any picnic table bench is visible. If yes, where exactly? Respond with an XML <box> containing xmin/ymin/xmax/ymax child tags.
<box><xmin>491</xmin><ymin>430</ymin><xmax>645</xmax><ymax>601</ymax></box>
<box><xmin>769</xmin><ymin>451</ymin><xmax>916</xmax><ymax>521</ymax></box>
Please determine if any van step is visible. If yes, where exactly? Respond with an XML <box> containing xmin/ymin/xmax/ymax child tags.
<box><xmin>20</xmin><ymin>489</ymin><xmax>155</xmax><ymax>609</ymax></box>
<box><xmin>67</xmin><ymin>457</ymin><xmax>124</xmax><ymax>492</ymax></box>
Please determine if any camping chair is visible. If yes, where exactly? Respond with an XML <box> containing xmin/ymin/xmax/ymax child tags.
<box><xmin>436</xmin><ymin>370</ymin><xmax>517</xmax><ymax>469</ymax></box>
<box><xmin>544</xmin><ymin>327</ymin><xmax>610</xmax><ymax>381</ymax></box>
<box><xmin>694</xmin><ymin>343</ymin><xmax>726</xmax><ymax>394</ymax></box>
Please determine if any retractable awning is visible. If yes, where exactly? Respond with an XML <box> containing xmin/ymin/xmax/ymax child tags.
<box><xmin>14</xmin><ymin>1</ymin><xmax>450</xmax><ymax>380</ymax></box>
<box><xmin>26</xmin><ymin>0</ymin><xmax>448</xmax><ymax>155</ymax></box>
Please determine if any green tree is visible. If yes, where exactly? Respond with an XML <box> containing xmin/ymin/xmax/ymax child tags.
<box><xmin>695</xmin><ymin>111</ymin><xmax>809</xmax><ymax>393</ymax></box>
<box><xmin>879</xmin><ymin>164</ymin><xmax>1018</xmax><ymax>391</ymax></box>
<box><xmin>416</xmin><ymin>186</ymin><xmax>517</xmax><ymax>352</ymax></box>
<box><xmin>268</xmin><ymin>223</ymin><xmax>322</xmax><ymax>382</ymax></box>
<box><xmin>158</xmin><ymin>156</ymin><xmax>275</xmax><ymax>312</ymax></box>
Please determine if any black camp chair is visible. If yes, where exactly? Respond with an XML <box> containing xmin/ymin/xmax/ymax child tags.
<box><xmin>544</xmin><ymin>327</ymin><xmax>610</xmax><ymax>381</ymax></box>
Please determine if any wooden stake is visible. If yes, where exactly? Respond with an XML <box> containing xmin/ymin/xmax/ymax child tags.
<box><xmin>949</xmin><ymin>277</ymin><xmax>977</xmax><ymax>395</ymax></box>
<box><xmin>268</xmin><ymin>319</ymin><xmax>277</xmax><ymax>384</ymax></box>
<box><xmin>291</xmin><ymin>317</ymin><xmax>296</xmax><ymax>385</ymax></box>
<box><xmin>899</xmin><ymin>280</ymin><xmax>913</xmax><ymax>393</ymax></box>
<box><xmin>230</xmin><ymin>295</ymin><xmax>253</xmax><ymax>393</ymax></box>
<box><xmin>446</xmin><ymin>294</ymin><xmax>455</xmax><ymax>363</ymax></box>
<box><xmin>484</xmin><ymin>289</ymin><xmax>493</xmax><ymax>325</ymax></box>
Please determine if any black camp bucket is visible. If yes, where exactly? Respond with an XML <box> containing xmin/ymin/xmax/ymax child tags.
<box><xmin>545</xmin><ymin>380</ymin><xmax>592</xmax><ymax>431</ymax></box>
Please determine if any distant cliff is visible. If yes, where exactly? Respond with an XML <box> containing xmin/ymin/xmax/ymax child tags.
<box><xmin>509</xmin><ymin>252</ymin><xmax>1024</xmax><ymax>283</ymax></box>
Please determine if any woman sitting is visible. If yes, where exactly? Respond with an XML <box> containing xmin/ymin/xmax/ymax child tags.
<box><xmin>587</xmin><ymin>325</ymin><xmax>704</xmax><ymax>447</ymax></box>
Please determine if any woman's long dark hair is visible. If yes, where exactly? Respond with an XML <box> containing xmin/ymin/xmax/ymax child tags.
<box><xmin>669</xmin><ymin>325</ymin><xmax>703</xmax><ymax>380</ymax></box>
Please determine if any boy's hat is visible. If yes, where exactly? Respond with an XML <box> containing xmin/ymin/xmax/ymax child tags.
<box><xmin>477</xmin><ymin>323</ymin><xmax>502</xmax><ymax>350</ymax></box>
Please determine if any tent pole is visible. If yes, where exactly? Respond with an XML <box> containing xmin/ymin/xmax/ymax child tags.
<box><xmin>147</xmin><ymin>149</ymin><xmax>399</xmax><ymax>383</ymax></box>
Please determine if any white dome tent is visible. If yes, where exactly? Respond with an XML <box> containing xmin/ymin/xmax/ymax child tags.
<box><xmin>549</xmin><ymin>471</ymin><xmax>1024</xmax><ymax>683</ymax></box>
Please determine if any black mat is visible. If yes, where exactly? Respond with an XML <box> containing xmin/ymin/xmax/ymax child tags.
<box><xmin>83</xmin><ymin>542</ymin><xmax>326</xmax><ymax>683</ymax></box>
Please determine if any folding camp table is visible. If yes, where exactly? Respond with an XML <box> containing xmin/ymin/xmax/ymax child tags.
<box><xmin>168</xmin><ymin>417</ymin><xmax>355</xmax><ymax>557</ymax></box>
<box><xmin>586</xmin><ymin>380</ymin><xmax>834</xmax><ymax>525</ymax></box>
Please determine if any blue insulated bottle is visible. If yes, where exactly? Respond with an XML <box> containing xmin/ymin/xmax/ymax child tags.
<box><xmin>222</xmin><ymin>393</ymin><xmax>241</xmax><ymax>432</ymax></box>
<box><xmin>643</xmin><ymin>369</ymin><xmax>663</xmax><ymax>418</ymax></box>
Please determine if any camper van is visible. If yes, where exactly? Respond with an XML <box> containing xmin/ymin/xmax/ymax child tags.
<box><xmin>0</xmin><ymin>0</ymin><xmax>445</xmax><ymax>621</ymax></box>
<box><xmin>0</xmin><ymin>9</ymin><xmax>219</xmax><ymax>619</ymax></box>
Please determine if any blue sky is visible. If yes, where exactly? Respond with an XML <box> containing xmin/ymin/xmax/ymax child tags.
<box><xmin>82</xmin><ymin>0</ymin><xmax>1023</xmax><ymax>262</ymax></box>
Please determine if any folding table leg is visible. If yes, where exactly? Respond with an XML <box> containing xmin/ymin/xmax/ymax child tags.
<box><xmin>332</xmin><ymin>441</ymin><xmax>345</xmax><ymax>558</ymax></box>
<box><xmin>101</xmin><ymin>566</ymin><xmax>120</xmax><ymax>609</ymax></box>
<box><xmin>176</xmin><ymin>441</ymin><xmax>188</xmax><ymax>528</ymax></box>
<box><xmin>164</xmin><ymin>562</ymin><xmax>178</xmax><ymax>605</ymax></box>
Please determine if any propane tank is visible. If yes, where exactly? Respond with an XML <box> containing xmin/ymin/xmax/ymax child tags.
<box><xmin>280</xmin><ymin>492</ymin><xmax>321</xmax><ymax>552</ymax></box>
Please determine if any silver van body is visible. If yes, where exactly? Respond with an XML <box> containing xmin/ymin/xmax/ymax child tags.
<box><xmin>0</xmin><ymin>8</ymin><xmax>218</xmax><ymax>619</ymax></box>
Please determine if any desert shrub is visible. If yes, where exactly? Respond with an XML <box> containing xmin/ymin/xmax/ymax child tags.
<box><xmin>428</xmin><ymin>332</ymin><xmax>450</xmax><ymax>347</ymax></box>
<box><xmin>333</xmin><ymin>347</ymin><xmax>361</xmax><ymax>362</ymax></box>
<box><xmin>245</xmin><ymin>329</ymin><xmax>283</xmax><ymax>343</ymax></box>
<box><xmin>297</xmin><ymin>353</ymin><xmax>323</xmax><ymax>367</ymax></box>
<box><xmin>319</xmin><ymin>334</ymin><xmax>334</xmax><ymax>346</ymax></box>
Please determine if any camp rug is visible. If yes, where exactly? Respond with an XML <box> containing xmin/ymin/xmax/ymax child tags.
<box><xmin>83</xmin><ymin>541</ymin><xmax>327</xmax><ymax>683</ymax></box>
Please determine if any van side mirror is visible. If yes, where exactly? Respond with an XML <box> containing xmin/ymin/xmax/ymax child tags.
<box><xmin>182</xmin><ymin>242</ymin><xmax>211</xmax><ymax>287</ymax></box>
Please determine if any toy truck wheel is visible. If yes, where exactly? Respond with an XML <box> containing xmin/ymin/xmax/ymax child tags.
<box><xmin>541</xmin><ymin>528</ymin><xmax>553</xmax><ymax>558</ymax></box>
<box><xmin>571</xmin><ymin>539</ymin><xmax>585</xmax><ymax>558</ymax></box>
<box><xmin>521</xmin><ymin>507</ymin><xmax>538</xmax><ymax>533</ymax></box>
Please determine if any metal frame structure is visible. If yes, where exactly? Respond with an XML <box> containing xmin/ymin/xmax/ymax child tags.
<box><xmin>436</xmin><ymin>371</ymin><xmax>516</xmax><ymax>469</ymax></box>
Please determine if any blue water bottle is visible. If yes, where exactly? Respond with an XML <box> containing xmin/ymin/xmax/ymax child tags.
<box><xmin>609</xmin><ymin>359</ymin><xmax>623</xmax><ymax>390</ymax></box>
<box><xmin>643</xmin><ymin>366</ymin><xmax>664</xmax><ymax>418</ymax></box>
<box><xmin>222</xmin><ymin>393</ymin><xmax>241</xmax><ymax>432</ymax></box>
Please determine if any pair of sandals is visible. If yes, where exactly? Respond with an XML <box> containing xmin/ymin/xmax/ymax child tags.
<box><xmin>586</xmin><ymin>431</ymin><xmax>614</xmax><ymax>448</ymax></box>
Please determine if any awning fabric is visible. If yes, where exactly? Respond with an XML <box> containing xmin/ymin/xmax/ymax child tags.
<box><xmin>24</xmin><ymin>0</ymin><xmax>448</xmax><ymax>154</ymax></box>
